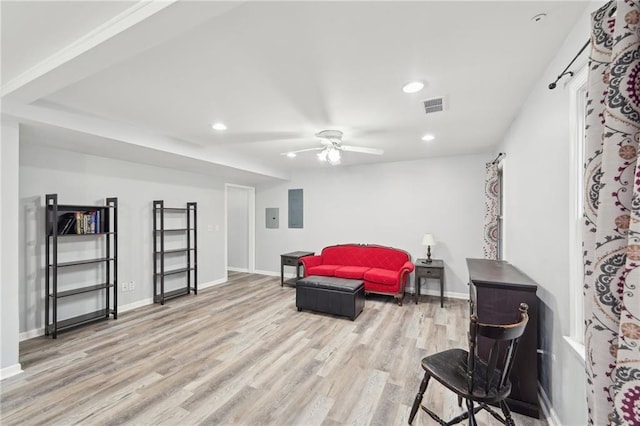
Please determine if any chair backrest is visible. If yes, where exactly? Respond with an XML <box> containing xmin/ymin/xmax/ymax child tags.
<box><xmin>467</xmin><ymin>303</ymin><xmax>529</xmax><ymax>395</ymax></box>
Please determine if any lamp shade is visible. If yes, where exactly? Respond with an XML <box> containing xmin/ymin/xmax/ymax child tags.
<box><xmin>421</xmin><ymin>234</ymin><xmax>435</xmax><ymax>246</ymax></box>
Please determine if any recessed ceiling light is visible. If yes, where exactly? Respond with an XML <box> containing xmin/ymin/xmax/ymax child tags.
<box><xmin>421</xmin><ymin>134</ymin><xmax>435</xmax><ymax>142</ymax></box>
<box><xmin>211</xmin><ymin>122</ymin><xmax>227</xmax><ymax>131</ymax></box>
<box><xmin>286</xmin><ymin>152</ymin><xmax>296</xmax><ymax>158</ymax></box>
<box><xmin>402</xmin><ymin>81</ymin><xmax>424</xmax><ymax>94</ymax></box>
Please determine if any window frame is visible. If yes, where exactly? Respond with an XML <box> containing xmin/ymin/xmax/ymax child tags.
<box><xmin>566</xmin><ymin>64</ymin><xmax>588</xmax><ymax>362</ymax></box>
<box><xmin>497</xmin><ymin>160</ymin><xmax>504</xmax><ymax>260</ymax></box>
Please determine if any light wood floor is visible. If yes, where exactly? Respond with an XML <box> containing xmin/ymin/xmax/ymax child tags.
<box><xmin>1</xmin><ymin>272</ymin><xmax>547</xmax><ymax>426</ymax></box>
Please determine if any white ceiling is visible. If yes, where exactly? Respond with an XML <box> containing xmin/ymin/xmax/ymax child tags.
<box><xmin>1</xmin><ymin>1</ymin><xmax>590</xmax><ymax>183</ymax></box>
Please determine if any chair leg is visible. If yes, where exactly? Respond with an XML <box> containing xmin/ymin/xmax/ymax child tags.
<box><xmin>466</xmin><ymin>399</ymin><xmax>477</xmax><ymax>426</ymax></box>
<box><xmin>500</xmin><ymin>400</ymin><xmax>515</xmax><ymax>426</ymax></box>
<box><xmin>408</xmin><ymin>372</ymin><xmax>431</xmax><ymax>424</ymax></box>
<box><xmin>457</xmin><ymin>395</ymin><xmax>463</xmax><ymax>407</ymax></box>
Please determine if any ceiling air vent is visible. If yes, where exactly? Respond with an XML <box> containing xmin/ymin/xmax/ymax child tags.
<box><xmin>423</xmin><ymin>97</ymin><xmax>446</xmax><ymax>115</ymax></box>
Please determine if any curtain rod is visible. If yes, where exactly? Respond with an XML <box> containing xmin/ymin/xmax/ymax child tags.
<box><xmin>491</xmin><ymin>152</ymin><xmax>505</xmax><ymax>164</ymax></box>
<box><xmin>548</xmin><ymin>4</ymin><xmax>616</xmax><ymax>90</ymax></box>
<box><xmin>548</xmin><ymin>40</ymin><xmax>589</xmax><ymax>90</ymax></box>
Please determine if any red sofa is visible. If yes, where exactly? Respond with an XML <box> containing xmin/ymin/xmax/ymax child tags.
<box><xmin>300</xmin><ymin>244</ymin><xmax>414</xmax><ymax>305</ymax></box>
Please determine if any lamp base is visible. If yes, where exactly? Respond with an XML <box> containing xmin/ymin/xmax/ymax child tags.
<box><xmin>425</xmin><ymin>246</ymin><xmax>432</xmax><ymax>263</ymax></box>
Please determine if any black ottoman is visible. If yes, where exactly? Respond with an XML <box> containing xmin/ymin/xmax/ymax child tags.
<box><xmin>296</xmin><ymin>275</ymin><xmax>365</xmax><ymax>320</ymax></box>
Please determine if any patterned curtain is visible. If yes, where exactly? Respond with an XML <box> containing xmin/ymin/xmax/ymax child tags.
<box><xmin>483</xmin><ymin>161</ymin><xmax>500</xmax><ymax>259</ymax></box>
<box><xmin>583</xmin><ymin>1</ymin><xmax>640</xmax><ymax>424</ymax></box>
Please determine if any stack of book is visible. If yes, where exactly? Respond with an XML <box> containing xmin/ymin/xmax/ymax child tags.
<box><xmin>56</xmin><ymin>211</ymin><xmax>101</xmax><ymax>235</ymax></box>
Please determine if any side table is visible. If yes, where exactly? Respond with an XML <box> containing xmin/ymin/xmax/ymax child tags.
<box><xmin>414</xmin><ymin>259</ymin><xmax>445</xmax><ymax>307</ymax></box>
<box><xmin>280</xmin><ymin>251</ymin><xmax>314</xmax><ymax>287</ymax></box>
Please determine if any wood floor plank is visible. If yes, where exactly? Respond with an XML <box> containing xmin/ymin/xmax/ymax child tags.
<box><xmin>292</xmin><ymin>394</ymin><xmax>335</xmax><ymax>426</ymax></box>
<box><xmin>344</xmin><ymin>368</ymin><xmax>389</xmax><ymax>425</ymax></box>
<box><xmin>0</xmin><ymin>272</ymin><xmax>548</xmax><ymax>426</ymax></box>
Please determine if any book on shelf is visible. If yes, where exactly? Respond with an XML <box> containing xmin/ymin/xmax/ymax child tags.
<box><xmin>75</xmin><ymin>212</ymin><xmax>83</xmax><ymax>234</ymax></box>
<box><xmin>84</xmin><ymin>212</ymin><xmax>93</xmax><ymax>234</ymax></box>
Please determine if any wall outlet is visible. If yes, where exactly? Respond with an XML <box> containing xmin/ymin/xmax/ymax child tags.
<box><xmin>129</xmin><ymin>281</ymin><xmax>135</xmax><ymax>291</ymax></box>
<box><xmin>122</xmin><ymin>282</ymin><xmax>129</xmax><ymax>292</ymax></box>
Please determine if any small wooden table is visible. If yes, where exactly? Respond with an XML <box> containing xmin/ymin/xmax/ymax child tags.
<box><xmin>280</xmin><ymin>251</ymin><xmax>314</xmax><ymax>286</ymax></box>
<box><xmin>414</xmin><ymin>259</ymin><xmax>445</xmax><ymax>307</ymax></box>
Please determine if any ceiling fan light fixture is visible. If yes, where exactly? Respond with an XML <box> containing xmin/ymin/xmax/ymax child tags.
<box><xmin>327</xmin><ymin>148</ymin><xmax>341</xmax><ymax>165</ymax></box>
<box><xmin>290</xmin><ymin>129</ymin><xmax>377</xmax><ymax>164</ymax></box>
<box><xmin>211</xmin><ymin>122</ymin><xmax>227</xmax><ymax>131</ymax></box>
<box><xmin>421</xmin><ymin>133</ymin><xmax>435</xmax><ymax>142</ymax></box>
<box><xmin>402</xmin><ymin>81</ymin><xmax>424</xmax><ymax>94</ymax></box>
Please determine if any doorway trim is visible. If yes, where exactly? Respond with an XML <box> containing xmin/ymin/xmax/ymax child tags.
<box><xmin>224</xmin><ymin>183</ymin><xmax>255</xmax><ymax>277</ymax></box>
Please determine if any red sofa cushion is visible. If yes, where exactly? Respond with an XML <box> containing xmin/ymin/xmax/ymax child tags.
<box><xmin>364</xmin><ymin>268</ymin><xmax>399</xmax><ymax>286</ymax></box>
<box><xmin>306</xmin><ymin>264</ymin><xmax>341</xmax><ymax>276</ymax></box>
<box><xmin>335</xmin><ymin>266</ymin><xmax>371</xmax><ymax>279</ymax></box>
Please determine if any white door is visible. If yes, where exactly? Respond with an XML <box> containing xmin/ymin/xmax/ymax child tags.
<box><xmin>226</xmin><ymin>185</ymin><xmax>254</xmax><ymax>272</ymax></box>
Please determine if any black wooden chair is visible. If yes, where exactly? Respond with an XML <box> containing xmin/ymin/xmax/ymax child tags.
<box><xmin>408</xmin><ymin>303</ymin><xmax>529</xmax><ymax>425</ymax></box>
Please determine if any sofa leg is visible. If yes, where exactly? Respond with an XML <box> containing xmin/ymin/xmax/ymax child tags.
<box><xmin>396</xmin><ymin>294</ymin><xmax>403</xmax><ymax>307</ymax></box>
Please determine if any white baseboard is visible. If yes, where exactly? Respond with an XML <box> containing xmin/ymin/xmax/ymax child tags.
<box><xmin>254</xmin><ymin>269</ymin><xmax>291</xmax><ymax>278</ymax></box>
<box><xmin>229</xmin><ymin>270</ymin><xmax>293</xmax><ymax>279</ymax></box>
<box><xmin>19</xmin><ymin>327</ymin><xmax>45</xmax><ymax>341</ymax></box>
<box><xmin>0</xmin><ymin>363</ymin><xmax>23</xmax><ymax>380</ymax></box>
<box><xmin>406</xmin><ymin>288</ymin><xmax>468</xmax><ymax>300</ymax></box>
<box><xmin>119</xmin><ymin>298</ymin><xmax>154</xmax><ymax>313</ymax></box>
<box><xmin>538</xmin><ymin>381</ymin><xmax>560</xmax><ymax>426</ymax></box>
<box><xmin>227</xmin><ymin>267</ymin><xmax>249</xmax><ymax>273</ymax></box>
<box><xmin>200</xmin><ymin>277</ymin><xmax>227</xmax><ymax>289</ymax></box>
<box><xmin>120</xmin><ymin>279</ymin><xmax>227</xmax><ymax>310</ymax></box>
<box><xmin>253</xmin><ymin>271</ymin><xmax>468</xmax><ymax>299</ymax></box>
<box><xmin>17</xmin><ymin>301</ymin><xmax>153</xmax><ymax>339</ymax></box>
<box><xmin>17</xmin><ymin>279</ymin><xmax>230</xmax><ymax>342</ymax></box>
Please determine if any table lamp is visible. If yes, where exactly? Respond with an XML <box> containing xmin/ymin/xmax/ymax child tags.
<box><xmin>421</xmin><ymin>234</ymin><xmax>435</xmax><ymax>263</ymax></box>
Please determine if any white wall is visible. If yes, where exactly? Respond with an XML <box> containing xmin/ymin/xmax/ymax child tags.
<box><xmin>227</xmin><ymin>186</ymin><xmax>250</xmax><ymax>270</ymax></box>
<box><xmin>1</xmin><ymin>119</ymin><xmax>22</xmax><ymax>378</ymax></box>
<box><xmin>255</xmin><ymin>154</ymin><xmax>487</xmax><ymax>296</ymax></box>
<box><xmin>499</xmin><ymin>5</ymin><xmax>592</xmax><ymax>425</ymax></box>
<box><xmin>18</xmin><ymin>142</ymin><xmax>227</xmax><ymax>336</ymax></box>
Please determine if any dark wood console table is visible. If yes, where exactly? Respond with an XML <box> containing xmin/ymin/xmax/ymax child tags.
<box><xmin>467</xmin><ymin>258</ymin><xmax>539</xmax><ymax>418</ymax></box>
<box><xmin>280</xmin><ymin>251</ymin><xmax>314</xmax><ymax>287</ymax></box>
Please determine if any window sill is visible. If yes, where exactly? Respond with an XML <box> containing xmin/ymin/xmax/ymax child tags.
<box><xmin>563</xmin><ymin>336</ymin><xmax>585</xmax><ymax>365</ymax></box>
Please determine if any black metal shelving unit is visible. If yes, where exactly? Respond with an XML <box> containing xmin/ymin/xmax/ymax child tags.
<box><xmin>45</xmin><ymin>194</ymin><xmax>118</xmax><ymax>338</ymax></box>
<box><xmin>153</xmin><ymin>200</ymin><xmax>197</xmax><ymax>304</ymax></box>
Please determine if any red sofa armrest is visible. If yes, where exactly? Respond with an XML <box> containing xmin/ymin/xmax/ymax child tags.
<box><xmin>300</xmin><ymin>255</ymin><xmax>322</xmax><ymax>276</ymax></box>
<box><xmin>397</xmin><ymin>261</ymin><xmax>414</xmax><ymax>293</ymax></box>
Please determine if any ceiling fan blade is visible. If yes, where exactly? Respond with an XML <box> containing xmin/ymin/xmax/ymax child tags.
<box><xmin>341</xmin><ymin>145</ymin><xmax>384</xmax><ymax>155</ymax></box>
<box><xmin>280</xmin><ymin>147</ymin><xmax>324</xmax><ymax>155</ymax></box>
